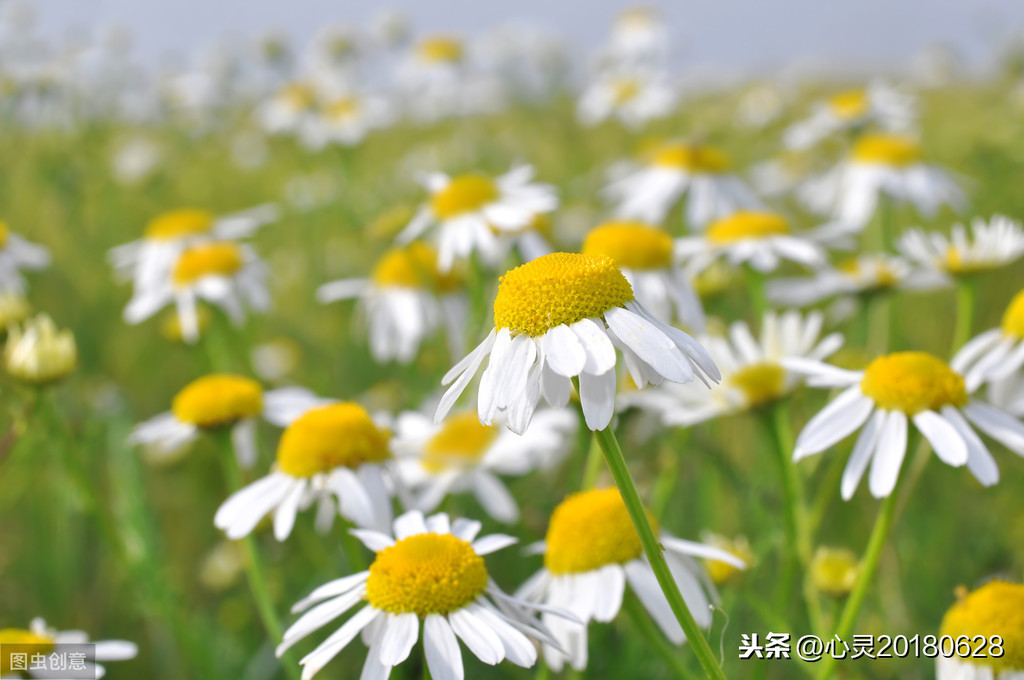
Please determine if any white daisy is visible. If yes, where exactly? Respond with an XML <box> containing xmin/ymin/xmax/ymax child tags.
<box><xmin>298</xmin><ymin>93</ymin><xmax>394</xmax><ymax>149</ymax></box>
<box><xmin>396</xmin><ymin>165</ymin><xmax>558</xmax><ymax>272</ymax></box>
<box><xmin>516</xmin><ymin>488</ymin><xmax>745</xmax><ymax>671</ymax></box>
<box><xmin>602</xmin><ymin>140</ymin><xmax>763</xmax><ymax>229</ymax></box>
<box><xmin>606</xmin><ymin>7</ymin><xmax>669</xmax><ymax>66</ymax></box>
<box><xmin>214</xmin><ymin>401</ymin><xmax>395</xmax><ymax>540</ymax></box>
<box><xmin>936</xmin><ymin>580</ymin><xmax>1024</xmax><ymax>680</ymax></box>
<box><xmin>581</xmin><ymin>220</ymin><xmax>705</xmax><ymax>332</ymax></box>
<box><xmin>435</xmin><ymin>252</ymin><xmax>719</xmax><ymax>434</ymax></box>
<box><xmin>786</xmin><ymin>351</ymin><xmax>1024</xmax><ymax>496</ymax></box>
<box><xmin>622</xmin><ymin>310</ymin><xmax>843</xmax><ymax>426</ymax></box>
<box><xmin>897</xmin><ymin>215</ymin><xmax>1024</xmax><ymax>279</ymax></box>
<box><xmin>799</xmin><ymin>133</ymin><xmax>965</xmax><ymax>228</ymax></box>
<box><xmin>783</xmin><ymin>83</ymin><xmax>916</xmax><ymax>151</ymax></box>
<box><xmin>767</xmin><ymin>253</ymin><xmax>941</xmax><ymax>307</ymax></box>
<box><xmin>396</xmin><ymin>35</ymin><xmax>503</xmax><ymax>122</ymax></box>
<box><xmin>129</xmin><ymin>374</ymin><xmax>323</xmax><ymax>468</ymax></box>
<box><xmin>576</xmin><ymin>69</ymin><xmax>677</xmax><ymax>130</ymax></box>
<box><xmin>317</xmin><ymin>242</ymin><xmax>468</xmax><ymax>364</ymax></box>
<box><xmin>393</xmin><ymin>407</ymin><xmax>577</xmax><ymax>523</ymax></box>
<box><xmin>123</xmin><ymin>240</ymin><xmax>269</xmax><ymax>343</ymax></box>
<box><xmin>0</xmin><ymin>618</ymin><xmax>137</xmax><ymax>679</ymax></box>
<box><xmin>275</xmin><ymin>509</ymin><xmax>570</xmax><ymax>680</ymax></box>
<box><xmin>258</xmin><ymin>82</ymin><xmax>318</xmax><ymax>134</ymax></box>
<box><xmin>0</xmin><ymin>220</ymin><xmax>49</xmax><ymax>293</ymax></box>
<box><xmin>951</xmin><ymin>289</ymin><xmax>1024</xmax><ymax>390</ymax></box>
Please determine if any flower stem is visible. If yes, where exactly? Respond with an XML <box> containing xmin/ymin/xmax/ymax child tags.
<box><xmin>593</xmin><ymin>426</ymin><xmax>727</xmax><ymax>680</ymax></box>
<box><xmin>580</xmin><ymin>434</ymin><xmax>603</xmax><ymax>490</ymax></box>
<box><xmin>624</xmin><ymin>593</ymin><xmax>695</xmax><ymax>679</ymax></box>
<box><xmin>951</xmin><ymin>276</ymin><xmax>977</xmax><ymax>353</ymax></box>
<box><xmin>745</xmin><ymin>267</ymin><xmax>767</xmax><ymax>320</ymax></box>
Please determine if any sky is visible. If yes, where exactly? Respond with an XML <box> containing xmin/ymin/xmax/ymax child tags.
<box><xmin>16</xmin><ymin>0</ymin><xmax>1024</xmax><ymax>76</ymax></box>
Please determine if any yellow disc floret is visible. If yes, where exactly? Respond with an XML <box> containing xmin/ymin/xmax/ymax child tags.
<box><xmin>0</xmin><ymin>221</ymin><xmax>9</xmax><ymax>249</ymax></box>
<box><xmin>365</xmin><ymin>533</ymin><xmax>488</xmax><ymax>616</ymax></box>
<box><xmin>371</xmin><ymin>242</ymin><xmax>461</xmax><ymax>293</ymax></box>
<box><xmin>423</xmin><ymin>411</ymin><xmax>499</xmax><ymax>473</ymax></box>
<box><xmin>1000</xmin><ymin>290</ymin><xmax>1024</xmax><ymax>338</ymax></box>
<box><xmin>430</xmin><ymin>174</ymin><xmax>499</xmax><ymax>220</ymax></box>
<box><xmin>544</xmin><ymin>488</ymin><xmax>652</xmax><ymax>575</ymax></box>
<box><xmin>651</xmin><ymin>143</ymin><xmax>729</xmax><ymax>173</ymax></box>
<box><xmin>0</xmin><ymin>629</ymin><xmax>54</xmax><ymax>673</ymax></box>
<box><xmin>172</xmin><ymin>242</ymin><xmax>244</xmax><ymax>287</ymax></box>
<box><xmin>837</xmin><ymin>257</ymin><xmax>899</xmax><ymax>289</ymax></box>
<box><xmin>827</xmin><ymin>89</ymin><xmax>868</xmax><ymax>120</ymax></box>
<box><xmin>280</xmin><ymin>83</ymin><xmax>315</xmax><ymax>110</ymax></box>
<box><xmin>416</xmin><ymin>36</ymin><xmax>463</xmax><ymax>64</ymax></box>
<box><xmin>860</xmin><ymin>352</ymin><xmax>967</xmax><ymax>415</ymax></box>
<box><xmin>850</xmin><ymin>134</ymin><xmax>920</xmax><ymax>167</ymax></box>
<box><xmin>940</xmin><ymin>580</ymin><xmax>1024</xmax><ymax>672</ymax></box>
<box><xmin>810</xmin><ymin>547</ymin><xmax>860</xmax><ymax>598</ymax></box>
<box><xmin>582</xmin><ymin>222</ymin><xmax>674</xmax><ymax>270</ymax></box>
<box><xmin>727</xmin><ymin>361</ymin><xmax>787</xmax><ymax>407</ymax></box>
<box><xmin>706</xmin><ymin>211</ymin><xmax>790</xmax><ymax>244</ymax></box>
<box><xmin>276</xmin><ymin>402</ymin><xmax>390</xmax><ymax>478</ymax></box>
<box><xmin>145</xmin><ymin>209</ymin><xmax>214</xmax><ymax>240</ymax></box>
<box><xmin>325</xmin><ymin>96</ymin><xmax>360</xmax><ymax>121</ymax></box>
<box><xmin>493</xmin><ymin>253</ymin><xmax>634</xmax><ymax>337</ymax></box>
<box><xmin>611</xmin><ymin>77</ymin><xmax>641</xmax><ymax>105</ymax></box>
<box><xmin>171</xmin><ymin>374</ymin><xmax>264</xmax><ymax>428</ymax></box>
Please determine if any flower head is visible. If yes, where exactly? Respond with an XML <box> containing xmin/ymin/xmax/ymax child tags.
<box><xmin>0</xmin><ymin>618</ymin><xmax>136</xmax><ymax>678</ymax></box>
<box><xmin>4</xmin><ymin>313</ymin><xmax>76</xmax><ymax>384</ymax></box>
<box><xmin>899</xmin><ymin>215</ymin><xmax>1024</xmax><ymax>278</ymax></box>
<box><xmin>937</xmin><ymin>581</ymin><xmax>1024</xmax><ymax>679</ymax></box>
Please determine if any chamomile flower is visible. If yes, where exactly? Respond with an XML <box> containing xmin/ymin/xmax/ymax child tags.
<box><xmin>799</xmin><ymin>133</ymin><xmax>965</xmax><ymax>228</ymax></box>
<box><xmin>393</xmin><ymin>407</ymin><xmax>577</xmax><ymax>523</ymax></box>
<box><xmin>0</xmin><ymin>618</ymin><xmax>137</xmax><ymax>678</ymax></box>
<box><xmin>436</xmin><ymin>252</ymin><xmax>719</xmax><ymax>434</ymax></box>
<box><xmin>936</xmin><ymin>581</ymin><xmax>1024</xmax><ymax>680</ymax></box>
<box><xmin>516</xmin><ymin>488</ymin><xmax>745</xmax><ymax>671</ymax></box>
<box><xmin>276</xmin><ymin>509</ymin><xmax>566</xmax><ymax>680</ymax></box>
<box><xmin>787</xmin><ymin>351</ymin><xmax>1024</xmax><ymax>496</ymax></box>
<box><xmin>123</xmin><ymin>240</ymin><xmax>269</xmax><ymax>343</ymax></box>
<box><xmin>4</xmin><ymin>313</ymin><xmax>77</xmax><ymax>385</ymax></box>
<box><xmin>602</xmin><ymin>140</ymin><xmax>762</xmax><ymax>229</ymax></box>
<box><xmin>783</xmin><ymin>83</ymin><xmax>916</xmax><ymax>150</ymax></box>
<box><xmin>675</xmin><ymin>210</ymin><xmax>829</xmax><ymax>275</ymax></box>
<box><xmin>622</xmin><ymin>310</ymin><xmax>842</xmax><ymax>425</ymax></box>
<box><xmin>0</xmin><ymin>220</ymin><xmax>49</xmax><ymax>293</ymax></box>
<box><xmin>109</xmin><ymin>205</ymin><xmax>278</xmax><ymax>292</ymax></box>
<box><xmin>396</xmin><ymin>166</ymin><xmax>558</xmax><ymax>272</ymax></box>
<box><xmin>317</xmin><ymin>242</ymin><xmax>468</xmax><ymax>364</ymax></box>
<box><xmin>952</xmin><ymin>290</ymin><xmax>1024</xmax><ymax>390</ymax></box>
<box><xmin>581</xmin><ymin>220</ymin><xmax>705</xmax><ymax>332</ymax></box>
<box><xmin>767</xmin><ymin>253</ymin><xmax>939</xmax><ymax>307</ymax></box>
<box><xmin>215</xmin><ymin>401</ymin><xmax>395</xmax><ymax>540</ymax></box>
<box><xmin>898</xmin><ymin>215</ymin><xmax>1024</xmax><ymax>279</ymax></box>
<box><xmin>129</xmin><ymin>374</ymin><xmax>322</xmax><ymax>467</ymax></box>
<box><xmin>258</xmin><ymin>82</ymin><xmax>318</xmax><ymax>134</ymax></box>
<box><xmin>576</xmin><ymin>70</ymin><xmax>677</xmax><ymax>130</ymax></box>
<box><xmin>607</xmin><ymin>7</ymin><xmax>668</xmax><ymax>66</ymax></box>
<box><xmin>298</xmin><ymin>93</ymin><xmax>393</xmax><ymax>149</ymax></box>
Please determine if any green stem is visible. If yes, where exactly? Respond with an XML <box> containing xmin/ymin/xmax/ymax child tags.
<box><xmin>952</xmin><ymin>276</ymin><xmax>977</xmax><ymax>353</ymax></box>
<box><xmin>745</xmin><ymin>267</ymin><xmax>767</xmax><ymax>321</ymax></box>
<box><xmin>593</xmin><ymin>426</ymin><xmax>727</xmax><ymax>680</ymax></box>
<box><xmin>624</xmin><ymin>594</ymin><xmax>695</xmax><ymax>679</ymax></box>
<box><xmin>866</xmin><ymin>293</ymin><xmax>891</xmax><ymax>355</ymax></box>
<box><xmin>580</xmin><ymin>434</ymin><xmax>603</xmax><ymax>490</ymax></box>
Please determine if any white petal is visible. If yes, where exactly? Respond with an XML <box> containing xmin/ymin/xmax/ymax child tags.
<box><xmin>794</xmin><ymin>386</ymin><xmax>875</xmax><ymax>459</ymax></box>
<box><xmin>579</xmin><ymin>369</ymin><xmax>616</xmax><ymax>431</ymax></box>
<box><xmin>869</xmin><ymin>410</ymin><xmax>908</xmax><ymax>498</ymax></box>
<box><xmin>941</xmin><ymin>406</ymin><xmax>1000</xmax><ymax>486</ymax></box>
<box><xmin>448</xmin><ymin>608</ymin><xmax>505</xmax><ymax>665</ymax></box>
<box><xmin>424</xmin><ymin>614</ymin><xmax>464</xmax><ymax>680</ymax></box>
<box><xmin>473</xmin><ymin>472</ymin><xmax>520</xmax><ymax>523</ymax></box>
<box><xmin>393</xmin><ymin>510</ymin><xmax>428</xmax><ymax>539</ymax></box>
<box><xmin>471</xmin><ymin>533</ymin><xmax>518</xmax><ymax>556</ymax></box>
<box><xmin>349</xmin><ymin>529</ymin><xmax>396</xmax><ymax>553</ymax></box>
<box><xmin>541</xmin><ymin>324</ymin><xmax>587</xmax><ymax>377</ymax></box>
<box><xmin>592</xmin><ymin>564</ymin><xmax>626</xmax><ymax>623</ymax></box>
<box><xmin>570</xmin><ymin>319</ymin><xmax>617</xmax><ymax>375</ymax></box>
<box><xmin>378</xmin><ymin>613</ymin><xmax>420</xmax><ymax>666</ymax></box>
<box><xmin>292</xmin><ymin>572</ymin><xmax>371</xmax><ymax>613</ymax></box>
<box><xmin>913</xmin><ymin>410</ymin><xmax>968</xmax><ymax>466</ymax></box>
<box><xmin>299</xmin><ymin>606</ymin><xmax>381</xmax><ymax>680</ymax></box>
<box><xmin>841</xmin><ymin>409</ymin><xmax>886</xmax><ymax>500</ymax></box>
<box><xmin>604</xmin><ymin>307</ymin><xmax>694</xmax><ymax>383</ymax></box>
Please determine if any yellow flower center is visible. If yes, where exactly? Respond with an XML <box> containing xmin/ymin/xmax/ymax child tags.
<box><xmin>493</xmin><ymin>253</ymin><xmax>635</xmax><ymax>337</ymax></box>
<box><xmin>280</xmin><ymin>83</ymin><xmax>315</xmax><ymax>110</ymax></box>
<box><xmin>171</xmin><ymin>374</ymin><xmax>264</xmax><ymax>428</ymax></box>
<box><xmin>706</xmin><ymin>211</ymin><xmax>790</xmax><ymax>243</ymax></box>
<box><xmin>860</xmin><ymin>352</ymin><xmax>967</xmax><ymax>415</ymax></box>
<box><xmin>544</xmin><ymin>488</ymin><xmax>652</xmax><ymax>575</ymax></box>
<box><xmin>651</xmin><ymin>143</ymin><xmax>729</xmax><ymax>173</ymax></box>
<box><xmin>837</xmin><ymin>257</ymin><xmax>899</xmax><ymax>289</ymax></box>
<box><xmin>160</xmin><ymin>306</ymin><xmax>212</xmax><ymax>343</ymax></box>
<box><xmin>850</xmin><ymin>134</ymin><xmax>920</xmax><ymax>167</ymax></box>
<box><xmin>703</xmin><ymin>535</ymin><xmax>752</xmax><ymax>586</ymax></box>
<box><xmin>422</xmin><ymin>412</ymin><xmax>499</xmax><ymax>473</ymax></box>
<box><xmin>172</xmin><ymin>242</ymin><xmax>244</xmax><ymax>287</ymax></box>
<box><xmin>827</xmin><ymin>89</ymin><xmax>868</xmax><ymax>120</ymax></box>
<box><xmin>582</xmin><ymin>221</ymin><xmax>674</xmax><ymax>270</ymax></box>
<box><xmin>430</xmin><ymin>174</ymin><xmax>499</xmax><ymax>220</ymax></box>
<box><xmin>365</xmin><ymin>533</ymin><xmax>488</xmax><ymax>616</ymax></box>
<box><xmin>0</xmin><ymin>629</ymin><xmax>54</xmax><ymax>673</ymax></box>
<box><xmin>727</xmin><ymin>361</ymin><xmax>787</xmax><ymax>407</ymax></box>
<box><xmin>611</xmin><ymin>78</ymin><xmax>641</xmax><ymax>105</ymax></box>
<box><xmin>325</xmin><ymin>96</ymin><xmax>359</xmax><ymax>121</ymax></box>
<box><xmin>371</xmin><ymin>242</ymin><xmax>461</xmax><ymax>294</ymax></box>
<box><xmin>1000</xmin><ymin>290</ymin><xmax>1024</xmax><ymax>338</ymax></box>
<box><xmin>144</xmin><ymin>209</ymin><xmax>214</xmax><ymax>240</ymax></box>
<box><xmin>0</xmin><ymin>221</ymin><xmax>9</xmax><ymax>249</ymax></box>
<box><xmin>810</xmin><ymin>547</ymin><xmax>860</xmax><ymax>598</ymax></box>
<box><xmin>940</xmin><ymin>580</ymin><xmax>1024</xmax><ymax>672</ymax></box>
<box><xmin>275</xmin><ymin>402</ymin><xmax>391</xmax><ymax>478</ymax></box>
<box><xmin>416</xmin><ymin>37</ymin><xmax>463</xmax><ymax>64</ymax></box>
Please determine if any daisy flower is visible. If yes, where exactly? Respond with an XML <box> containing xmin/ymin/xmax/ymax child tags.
<box><xmin>607</xmin><ymin>7</ymin><xmax>668</xmax><ymax>66</ymax></box>
<box><xmin>787</xmin><ymin>351</ymin><xmax>1024</xmax><ymax>496</ymax></box>
<box><xmin>317</xmin><ymin>242</ymin><xmax>468</xmax><ymax>364</ymax></box>
<box><xmin>622</xmin><ymin>310</ymin><xmax>843</xmax><ymax>426</ymax></box>
<box><xmin>298</xmin><ymin>93</ymin><xmax>394</xmax><ymax>149</ymax></box>
<box><xmin>123</xmin><ymin>240</ymin><xmax>269</xmax><ymax>343</ymax></box>
<box><xmin>396</xmin><ymin>166</ymin><xmax>558</xmax><ymax>272</ymax></box>
<box><xmin>581</xmin><ymin>220</ymin><xmax>705</xmax><ymax>332</ymax></box>
<box><xmin>109</xmin><ymin>205</ymin><xmax>278</xmax><ymax>292</ymax></box>
<box><xmin>897</xmin><ymin>215</ymin><xmax>1024</xmax><ymax>279</ymax></box>
<box><xmin>783</xmin><ymin>83</ymin><xmax>916</xmax><ymax>150</ymax></box>
<box><xmin>435</xmin><ymin>252</ymin><xmax>719</xmax><ymax>434</ymax></box>
<box><xmin>3</xmin><ymin>313</ymin><xmax>77</xmax><ymax>385</ymax></box>
<box><xmin>214</xmin><ymin>401</ymin><xmax>395</xmax><ymax>539</ymax></box>
<box><xmin>516</xmin><ymin>488</ymin><xmax>745</xmax><ymax>671</ymax></box>
<box><xmin>258</xmin><ymin>82</ymin><xmax>318</xmax><ymax>134</ymax></box>
<box><xmin>129</xmin><ymin>373</ymin><xmax>322</xmax><ymax>467</ymax></box>
<box><xmin>952</xmin><ymin>289</ymin><xmax>1024</xmax><ymax>390</ymax></box>
<box><xmin>799</xmin><ymin>133</ymin><xmax>965</xmax><ymax>228</ymax></box>
<box><xmin>393</xmin><ymin>407</ymin><xmax>577</xmax><ymax>523</ymax></box>
<box><xmin>675</xmin><ymin>210</ymin><xmax>829</xmax><ymax>275</ymax></box>
<box><xmin>767</xmin><ymin>253</ymin><xmax>940</xmax><ymax>307</ymax></box>
<box><xmin>275</xmin><ymin>509</ymin><xmax>567</xmax><ymax>680</ymax></box>
<box><xmin>936</xmin><ymin>580</ymin><xmax>1024</xmax><ymax>680</ymax></box>
<box><xmin>576</xmin><ymin>70</ymin><xmax>677</xmax><ymax>130</ymax></box>
<box><xmin>0</xmin><ymin>220</ymin><xmax>50</xmax><ymax>293</ymax></box>
<box><xmin>0</xmin><ymin>618</ymin><xmax>137</xmax><ymax>678</ymax></box>
<box><xmin>602</xmin><ymin>140</ymin><xmax>763</xmax><ymax>229</ymax></box>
